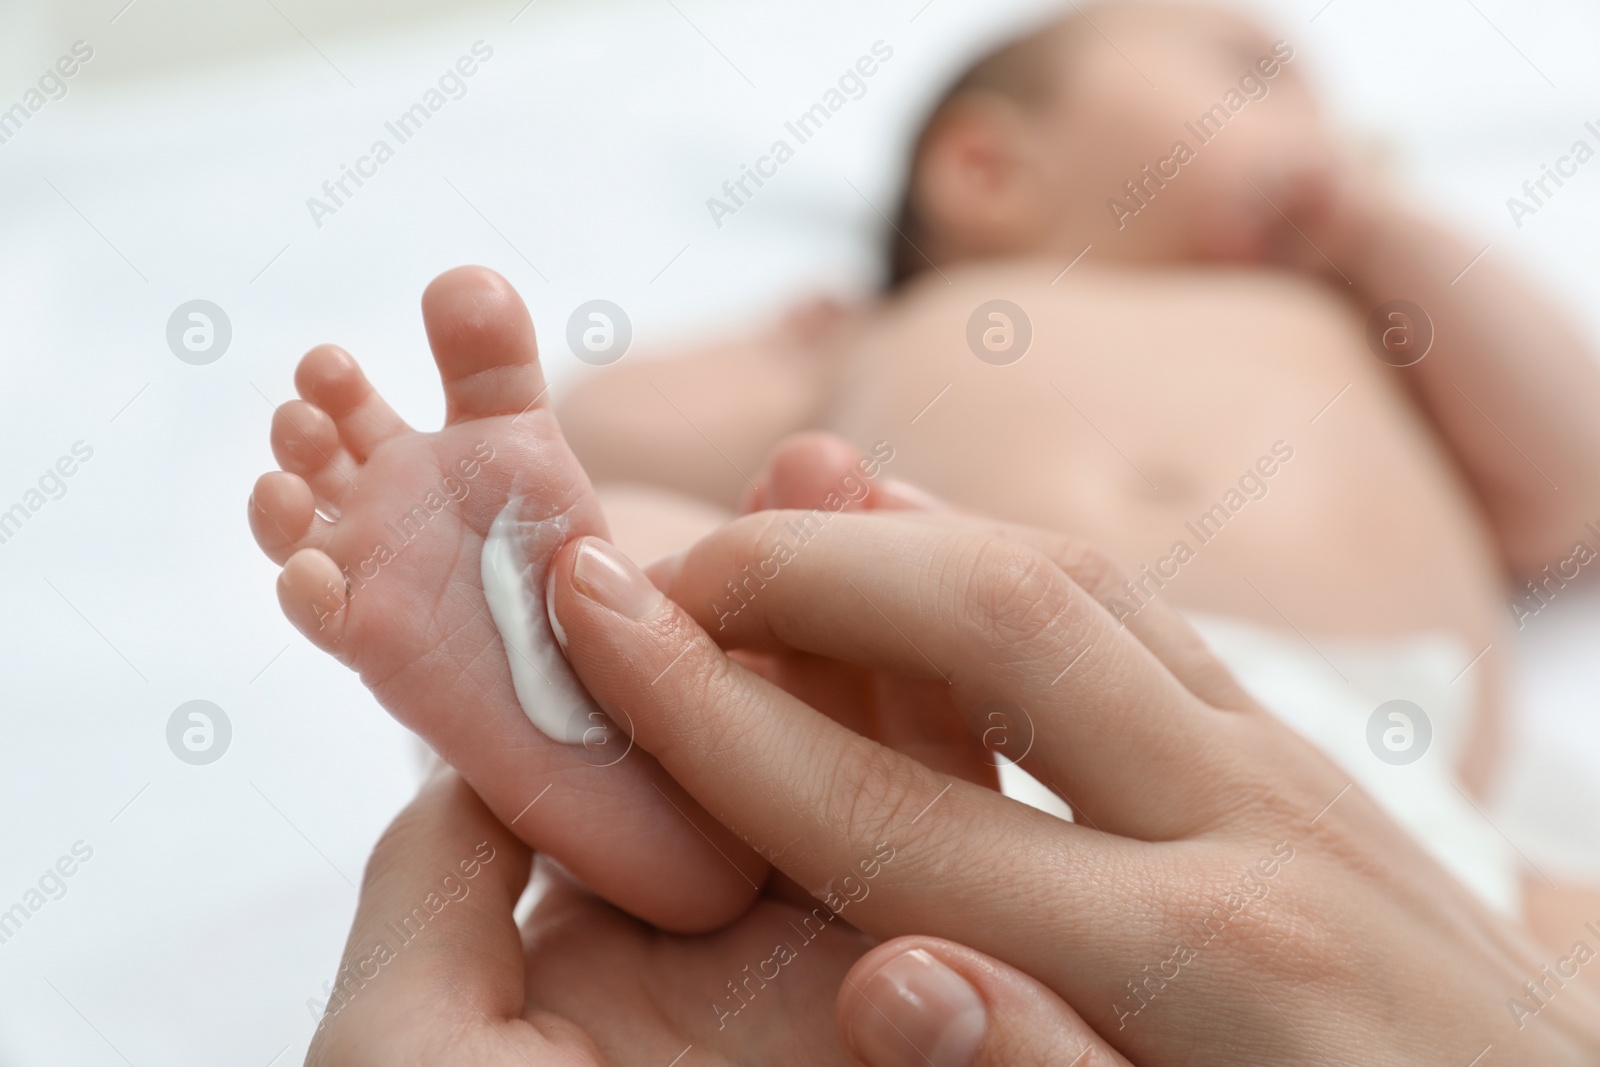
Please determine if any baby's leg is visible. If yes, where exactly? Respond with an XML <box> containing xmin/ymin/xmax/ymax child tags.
<box><xmin>595</xmin><ymin>485</ymin><xmax>732</xmax><ymax>565</ymax></box>
<box><xmin>248</xmin><ymin>267</ymin><xmax>764</xmax><ymax>932</ymax></box>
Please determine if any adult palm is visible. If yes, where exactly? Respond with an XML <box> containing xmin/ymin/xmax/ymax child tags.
<box><xmin>307</xmin><ymin>770</ymin><xmax>877</xmax><ymax>1067</ymax></box>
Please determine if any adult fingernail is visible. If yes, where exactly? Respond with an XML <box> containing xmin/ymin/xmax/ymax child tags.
<box><xmin>572</xmin><ymin>538</ymin><xmax>664</xmax><ymax>620</ymax></box>
<box><xmin>544</xmin><ymin>564</ymin><xmax>570</xmax><ymax>651</ymax></box>
<box><xmin>846</xmin><ymin>949</ymin><xmax>986</xmax><ymax>1067</ymax></box>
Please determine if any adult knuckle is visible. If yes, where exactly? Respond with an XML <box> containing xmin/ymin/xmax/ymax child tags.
<box><xmin>1217</xmin><ymin>880</ymin><xmax>1350</xmax><ymax>994</ymax></box>
<box><xmin>817</xmin><ymin>739</ymin><xmax>932</xmax><ymax>847</ymax></box>
<box><xmin>663</xmin><ymin>640</ymin><xmax>760</xmax><ymax>757</ymax></box>
<box><xmin>1216</xmin><ymin>773</ymin><xmax>1306</xmax><ymax>830</ymax></box>
<box><xmin>1253</xmin><ymin>893</ymin><xmax>1340</xmax><ymax>978</ymax></box>
<box><xmin>961</xmin><ymin>539</ymin><xmax>1074</xmax><ymax>649</ymax></box>
<box><xmin>1213</xmin><ymin>731</ymin><xmax>1350</xmax><ymax>833</ymax></box>
<box><xmin>1037</xmin><ymin>536</ymin><xmax>1129</xmax><ymax>605</ymax></box>
<box><xmin>1148</xmin><ymin>865</ymin><xmax>1282</xmax><ymax>961</ymax></box>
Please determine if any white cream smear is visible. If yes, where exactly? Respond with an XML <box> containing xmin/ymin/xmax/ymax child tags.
<box><xmin>480</xmin><ymin>494</ymin><xmax>601</xmax><ymax>744</ymax></box>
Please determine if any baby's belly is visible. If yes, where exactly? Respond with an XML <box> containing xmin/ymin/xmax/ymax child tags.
<box><xmin>828</xmin><ymin>262</ymin><xmax>1508</xmax><ymax>668</ymax></box>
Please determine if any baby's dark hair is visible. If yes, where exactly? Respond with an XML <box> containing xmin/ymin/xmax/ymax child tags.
<box><xmin>885</xmin><ymin>17</ymin><xmax>1075</xmax><ymax>289</ymax></box>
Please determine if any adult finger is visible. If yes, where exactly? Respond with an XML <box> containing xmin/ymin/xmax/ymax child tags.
<box><xmin>547</xmin><ymin>536</ymin><xmax>1165</xmax><ymax>994</ymax></box>
<box><xmin>751</xmin><ymin>432</ymin><xmax>1245</xmax><ymax>710</ymax></box>
<box><xmin>838</xmin><ymin>937</ymin><xmax>1133</xmax><ymax>1067</ymax></box>
<box><xmin>306</xmin><ymin>771</ymin><xmax>590</xmax><ymax>1067</ymax></box>
<box><xmin>754</xmin><ymin>650</ymin><xmax>998</xmax><ymax>788</ymax></box>
<box><xmin>883</xmin><ymin>509</ymin><xmax>1251</xmax><ymax>712</ymax></box>
<box><xmin>654</xmin><ymin>511</ymin><xmax>1234</xmax><ymax>837</ymax></box>
<box><xmin>752</xmin><ymin>434</ymin><xmax>995</xmax><ymax>788</ymax></box>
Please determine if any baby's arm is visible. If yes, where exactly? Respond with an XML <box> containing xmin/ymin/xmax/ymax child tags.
<box><xmin>1336</xmin><ymin>193</ymin><xmax>1600</xmax><ymax>579</ymax></box>
<box><xmin>559</xmin><ymin>301</ymin><xmax>850</xmax><ymax>511</ymax></box>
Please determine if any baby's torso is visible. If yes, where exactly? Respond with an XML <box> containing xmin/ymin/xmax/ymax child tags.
<box><xmin>826</xmin><ymin>262</ymin><xmax>1509</xmax><ymax>765</ymax></box>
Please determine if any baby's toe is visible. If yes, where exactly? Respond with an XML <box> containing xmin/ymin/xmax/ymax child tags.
<box><xmin>249</xmin><ymin>471</ymin><xmax>329</xmax><ymax>565</ymax></box>
<box><xmin>294</xmin><ymin>345</ymin><xmax>411</xmax><ymax>461</ymax></box>
<box><xmin>277</xmin><ymin>548</ymin><xmax>350</xmax><ymax>651</ymax></box>
<box><xmin>270</xmin><ymin>400</ymin><xmax>359</xmax><ymax>515</ymax></box>
<box><xmin>421</xmin><ymin>266</ymin><xmax>550</xmax><ymax>424</ymax></box>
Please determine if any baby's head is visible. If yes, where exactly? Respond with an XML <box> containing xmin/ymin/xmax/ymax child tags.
<box><xmin>890</xmin><ymin>2</ymin><xmax>1338</xmax><ymax>284</ymax></box>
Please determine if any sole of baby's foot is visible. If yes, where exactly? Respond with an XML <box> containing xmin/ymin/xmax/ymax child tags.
<box><xmin>248</xmin><ymin>265</ymin><xmax>765</xmax><ymax>933</ymax></box>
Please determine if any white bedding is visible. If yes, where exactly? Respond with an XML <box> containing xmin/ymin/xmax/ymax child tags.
<box><xmin>2</xmin><ymin>0</ymin><xmax>1598</xmax><ymax>1061</ymax></box>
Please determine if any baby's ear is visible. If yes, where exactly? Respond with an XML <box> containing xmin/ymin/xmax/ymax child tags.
<box><xmin>915</xmin><ymin>92</ymin><xmax>1042</xmax><ymax>252</ymax></box>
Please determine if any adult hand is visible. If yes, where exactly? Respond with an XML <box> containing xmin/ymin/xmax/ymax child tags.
<box><xmin>306</xmin><ymin>767</ymin><xmax>1125</xmax><ymax>1066</ymax></box>
<box><xmin>732</xmin><ymin>433</ymin><xmax>999</xmax><ymax>790</ymax></box>
<box><xmin>547</xmin><ymin>504</ymin><xmax>1600</xmax><ymax>1065</ymax></box>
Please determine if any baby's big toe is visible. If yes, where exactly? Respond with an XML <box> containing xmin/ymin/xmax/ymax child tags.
<box><xmin>422</xmin><ymin>266</ymin><xmax>550</xmax><ymax>424</ymax></box>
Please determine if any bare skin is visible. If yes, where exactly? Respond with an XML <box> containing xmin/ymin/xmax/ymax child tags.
<box><xmin>826</xmin><ymin>259</ymin><xmax>1514</xmax><ymax>789</ymax></box>
<box><xmin>248</xmin><ymin>266</ymin><xmax>764</xmax><ymax>933</ymax></box>
<box><xmin>300</xmin><ymin>429</ymin><xmax>1600</xmax><ymax>1061</ymax></box>
<box><xmin>545</xmin><ymin>497</ymin><xmax>1600</xmax><ymax>1065</ymax></box>
<box><xmin>308</xmin><ymin>766</ymin><xmax>1128</xmax><ymax>1067</ymax></box>
<box><xmin>557</xmin><ymin>1</ymin><xmax>1600</xmax><ymax>950</ymax></box>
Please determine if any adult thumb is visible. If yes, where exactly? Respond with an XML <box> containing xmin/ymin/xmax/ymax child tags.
<box><xmin>837</xmin><ymin>936</ymin><xmax>1131</xmax><ymax>1067</ymax></box>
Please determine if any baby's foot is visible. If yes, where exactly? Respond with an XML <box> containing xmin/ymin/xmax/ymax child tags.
<box><xmin>248</xmin><ymin>266</ymin><xmax>764</xmax><ymax>931</ymax></box>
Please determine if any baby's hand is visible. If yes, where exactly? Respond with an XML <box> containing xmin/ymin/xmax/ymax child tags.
<box><xmin>1257</xmin><ymin>138</ymin><xmax>1402</xmax><ymax>280</ymax></box>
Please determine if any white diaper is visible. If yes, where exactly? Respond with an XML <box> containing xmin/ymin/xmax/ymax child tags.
<box><xmin>1185</xmin><ymin>612</ymin><xmax>1523</xmax><ymax>917</ymax></box>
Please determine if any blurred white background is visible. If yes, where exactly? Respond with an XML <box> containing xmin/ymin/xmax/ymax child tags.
<box><xmin>2</xmin><ymin>0</ymin><xmax>1599</xmax><ymax>1062</ymax></box>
